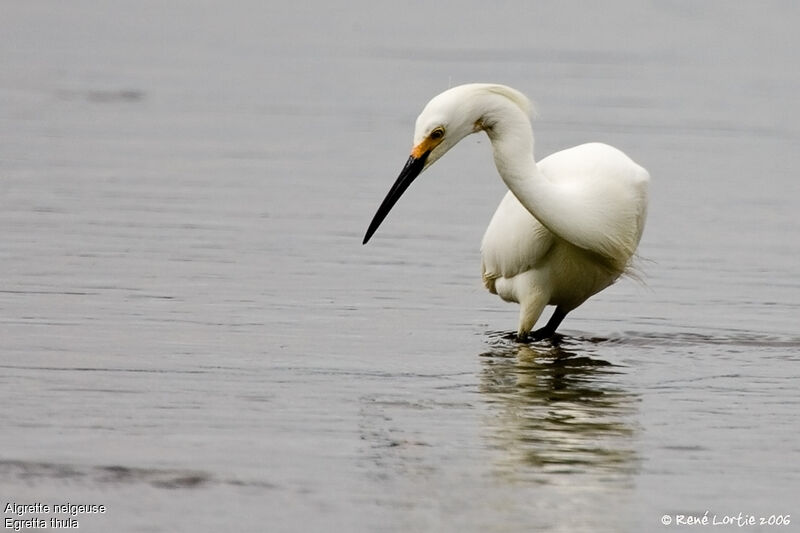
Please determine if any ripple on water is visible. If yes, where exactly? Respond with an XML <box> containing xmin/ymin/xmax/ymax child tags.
<box><xmin>0</xmin><ymin>459</ymin><xmax>275</xmax><ymax>491</ymax></box>
<box><xmin>483</xmin><ymin>329</ymin><xmax>800</xmax><ymax>350</ymax></box>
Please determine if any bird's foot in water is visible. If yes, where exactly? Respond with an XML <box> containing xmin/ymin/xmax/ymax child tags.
<box><xmin>516</xmin><ymin>307</ymin><xmax>567</xmax><ymax>344</ymax></box>
<box><xmin>516</xmin><ymin>328</ymin><xmax>563</xmax><ymax>344</ymax></box>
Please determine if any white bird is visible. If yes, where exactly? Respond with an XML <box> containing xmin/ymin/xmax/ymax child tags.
<box><xmin>363</xmin><ymin>84</ymin><xmax>649</xmax><ymax>341</ymax></box>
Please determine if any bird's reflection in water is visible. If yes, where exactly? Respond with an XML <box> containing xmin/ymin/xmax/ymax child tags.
<box><xmin>479</xmin><ymin>333</ymin><xmax>639</xmax><ymax>481</ymax></box>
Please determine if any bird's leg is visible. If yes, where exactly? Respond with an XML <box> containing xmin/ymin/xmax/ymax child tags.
<box><xmin>526</xmin><ymin>307</ymin><xmax>567</xmax><ymax>342</ymax></box>
<box><xmin>516</xmin><ymin>295</ymin><xmax>547</xmax><ymax>342</ymax></box>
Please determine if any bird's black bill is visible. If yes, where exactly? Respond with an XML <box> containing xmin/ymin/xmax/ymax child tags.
<box><xmin>362</xmin><ymin>151</ymin><xmax>429</xmax><ymax>244</ymax></box>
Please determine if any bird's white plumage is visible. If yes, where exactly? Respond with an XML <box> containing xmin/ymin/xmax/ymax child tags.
<box><xmin>481</xmin><ymin>142</ymin><xmax>648</xmax><ymax>335</ymax></box>
<box><xmin>367</xmin><ymin>83</ymin><xmax>650</xmax><ymax>339</ymax></box>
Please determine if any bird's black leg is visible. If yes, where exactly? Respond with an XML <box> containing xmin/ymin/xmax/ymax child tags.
<box><xmin>526</xmin><ymin>307</ymin><xmax>567</xmax><ymax>342</ymax></box>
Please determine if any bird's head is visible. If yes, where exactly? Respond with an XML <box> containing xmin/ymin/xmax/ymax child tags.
<box><xmin>410</xmin><ymin>86</ymin><xmax>486</xmax><ymax>169</ymax></box>
<box><xmin>362</xmin><ymin>84</ymin><xmax>531</xmax><ymax>244</ymax></box>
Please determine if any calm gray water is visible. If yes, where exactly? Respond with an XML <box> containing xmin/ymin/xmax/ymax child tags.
<box><xmin>2</xmin><ymin>1</ymin><xmax>799</xmax><ymax>532</ymax></box>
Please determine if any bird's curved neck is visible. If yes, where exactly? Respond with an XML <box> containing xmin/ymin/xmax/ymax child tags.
<box><xmin>484</xmin><ymin>111</ymin><xmax>565</xmax><ymax>240</ymax></box>
<box><xmin>484</xmin><ymin>104</ymin><xmax>621</xmax><ymax>261</ymax></box>
<box><xmin>484</xmin><ymin>111</ymin><xmax>541</xmax><ymax>203</ymax></box>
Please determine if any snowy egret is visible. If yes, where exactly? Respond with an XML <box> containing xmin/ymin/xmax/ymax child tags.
<box><xmin>363</xmin><ymin>84</ymin><xmax>649</xmax><ymax>341</ymax></box>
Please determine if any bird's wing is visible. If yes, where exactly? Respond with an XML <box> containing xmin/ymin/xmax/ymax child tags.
<box><xmin>480</xmin><ymin>190</ymin><xmax>555</xmax><ymax>293</ymax></box>
<box><xmin>536</xmin><ymin>143</ymin><xmax>650</xmax><ymax>264</ymax></box>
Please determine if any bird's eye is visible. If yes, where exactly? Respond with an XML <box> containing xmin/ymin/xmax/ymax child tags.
<box><xmin>430</xmin><ymin>128</ymin><xmax>445</xmax><ymax>140</ymax></box>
